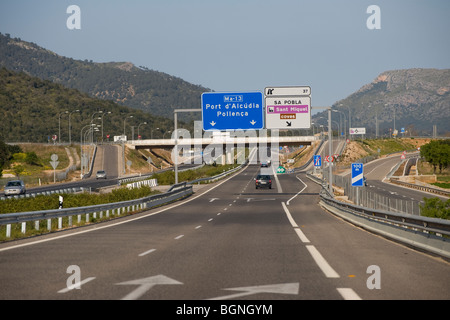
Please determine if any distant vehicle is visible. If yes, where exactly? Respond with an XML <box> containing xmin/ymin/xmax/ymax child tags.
<box><xmin>261</xmin><ymin>162</ymin><xmax>268</xmax><ymax>167</ymax></box>
<box><xmin>255</xmin><ymin>174</ymin><xmax>272</xmax><ymax>189</ymax></box>
<box><xmin>96</xmin><ymin>170</ymin><xmax>107</xmax><ymax>179</ymax></box>
<box><xmin>363</xmin><ymin>176</ymin><xmax>367</xmax><ymax>186</ymax></box>
<box><xmin>4</xmin><ymin>180</ymin><xmax>26</xmax><ymax>196</ymax></box>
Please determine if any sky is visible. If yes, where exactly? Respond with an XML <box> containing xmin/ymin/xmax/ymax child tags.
<box><xmin>0</xmin><ymin>0</ymin><xmax>449</xmax><ymax>111</ymax></box>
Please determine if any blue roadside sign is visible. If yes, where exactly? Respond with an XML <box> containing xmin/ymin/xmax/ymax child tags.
<box><xmin>351</xmin><ymin>163</ymin><xmax>364</xmax><ymax>187</ymax></box>
<box><xmin>314</xmin><ymin>155</ymin><xmax>321</xmax><ymax>167</ymax></box>
<box><xmin>201</xmin><ymin>92</ymin><xmax>264</xmax><ymax>131</ymax></box>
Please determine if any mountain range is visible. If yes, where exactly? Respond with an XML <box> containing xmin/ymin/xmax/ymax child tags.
<box><xmin>319</xmin><ymin>68</ymin><xmax>450</xmax><ymax>136</ymax></box>
<box><xmin>1</xmin><ymin>32</ymin><xmax>449</xmax><ymax>138</ymax></box>
<box><xmin>0</xmin><ymin>32</ymin><xmax>210</xmax><ymax>122</ymax></box>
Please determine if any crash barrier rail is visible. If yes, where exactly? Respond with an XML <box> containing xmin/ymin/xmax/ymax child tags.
<box><xmin>389</xmin><ymin>178</ymin><xmax>450</xmax><ymax>197</ymax></box>
<box><xmin>126</xmin><ymin>179</ymin><xmax>158</xmax><ymax>189</ymax></box>
<box><xmin>1</xmin><ymin>186</ymin><xmax>84</xmax><ymax>201</ymax></box>
<box><xmin>306</xmin><ymin>172</ymin><xmax>450</xmax><ymax>259</ymax></box>
<box><xmin>82</xmin><ymin>145</ymin><xmax>97</xmax><ymax>179</ymax></box>
<box><xmin>0</xmin><ymin>185</ymin><xmax>193</xmax><ymax>238</ymax></box>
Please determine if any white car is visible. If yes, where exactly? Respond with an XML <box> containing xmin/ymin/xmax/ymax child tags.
<box><xmin>96</xmin><ymin>170</ymin><xmax>107</xmax><ymax>179</ymax></box>
<box><xmin>4</xmin><ymin>180</ymin><xmax>26</xmax><ymax>196</ymax></box>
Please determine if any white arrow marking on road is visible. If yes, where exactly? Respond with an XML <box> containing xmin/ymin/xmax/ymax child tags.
<box><xmin>210</xmin><ymin>121</ymin><xmax>216</xmax><ymax>126</ymax></box>
<box><xmin>116</xmin><ymin>275</ymin><xmax>183</xmax><ymax>300</ymax></box>
<box><xmin>58</xmin><ymin>277</ymin><xmax>96</xmax><ymax>293</ymax></box>
<box><xmin>208</xmin><ymin>282</ymin><xmax>299</xmax><ymax>300</ymax></box>
<box><xmin>209</xmin><ymin>198</ymin><xmax>219</xmax><ymax>202</ymax></box>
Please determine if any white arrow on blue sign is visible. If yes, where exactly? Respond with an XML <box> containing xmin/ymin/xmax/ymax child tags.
<box><xmin>351</xmin><ymin>163</ymin><xmax>364</xmax><ymax>187</ymax></box>
<box><xmin>201</xmin><ymin>92</ymin><xmax>264</xmax><ymax>131</ymax></box>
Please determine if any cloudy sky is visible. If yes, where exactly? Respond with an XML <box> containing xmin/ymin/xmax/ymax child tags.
<box><xmin>1</xmin><ymin>0</ymin><xmax>449</xmax><ymax>109</ymax></box>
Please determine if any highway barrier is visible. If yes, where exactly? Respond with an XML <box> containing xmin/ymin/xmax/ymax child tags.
<box><xmin>0</xmin><ymin>185</ymin><xmax>193</xmax><ymax>239</ymax></box>
<box><xmin>307</xmin><ymin>172</ymin><xmax>450</xmax><ymax>259</ymax></box>
<box><xmin>389</xmin><ymin>178</ymin><xmax>450</xmax><ymax>197</ymax></box>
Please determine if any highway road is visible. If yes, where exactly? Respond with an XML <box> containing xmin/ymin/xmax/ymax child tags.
<box><xmin>0</xmin><ymin>159</ymin><xmax>449</xmax><ymax>301</ymax></box>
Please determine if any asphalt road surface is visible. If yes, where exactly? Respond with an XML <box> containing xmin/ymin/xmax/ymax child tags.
<box><xmin>0</xmin><ymin>161</ymin><xmax>449</xmax><ymax>301</ymax></box>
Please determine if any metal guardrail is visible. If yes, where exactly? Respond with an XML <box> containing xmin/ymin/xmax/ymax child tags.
<box><xmin>1</xmin><ymin>186</ymin><xmax>84</xmax><ymax>201</ymax></box>
<box><xmin>0</xmin><ymin>186</ymin><xmax>193</xmax><ymax>238</ymax></box>
<box><xmin>389</xmin><ymin>178</ymin><xmax>450</xmax><ymax>197</ymax></box>
<box><xmin>306</xmin><ymin>172</ymin><xmax>450</xmax><ymax>258</ymax></box>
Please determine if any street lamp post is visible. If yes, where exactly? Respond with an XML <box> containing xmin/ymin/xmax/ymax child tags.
<box><xmin>339</xmin><ymin>104</ymin><xmax>351</xmax><ymax>139</ymax></box>
<box><xmin>138</xmin><ymin>122</ymin><xmax>147</xmax><ymax>139</ymax></box>
<box><xmin>100</xmin><ymin>111</ymin><xmax>111</xmax><ymax>143</ymax></box>
<box><xmin>68</xmin><ymin>110</ymin><xmax>80</xmax><ymax>145</ymax></box>
<box><xmin>151</xmin><ymin>127</ymin><xmax>160</xmax><ymax>139</ymax></box>
<box><xmin>123</xmin><ymin>115</ymin><xmax>133</xmax><ymax>136</ymax></box>
<box><xmin>58</xmin><ymin>110</ymin><xmax>69</xmax><ymax>144</ymax></box>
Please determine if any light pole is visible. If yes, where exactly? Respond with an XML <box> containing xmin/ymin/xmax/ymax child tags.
<box><xmin>339</xmin><ymin>104</ymin><xmax>351</xmax><ymax>139</ymax></box>
<box><xmin>90</xmin><ymin>111</ymin><xmax>103</xmax><ymax>144</ymax></box>
<box><xmin>68</xmin><ymin>110</ymin><xmax>80</xmax><ymax>145</ymax></box>
<box><xmin>58</xmin><ymin>110</ymin><xmax>68</xmax><ymax>144</ymax></box>
<box><xmin>123</xmin><ymin>115</ymin><xmax>133</xmax><ymax>136</ymax></box>
<box><xmin>100</xmin><ymin>111</ymin><xmax>111</xmax><ymax>143</ymax></box>
<box><xmin>332</xmin><ymin>109</ymin><xmax>346</xmax><ymax>139</ymax></box>
<box><xmin>80</xmin><ymin>124</ymin><xmax>94</xmax><ymax>177</ymax></box>
<box><xmin>138</xmin><ymin>122</ymin><xmax>147</xmax><ymax>139</ymax></box>
<box><xmin>151</xmin><ymin>127</ymin><xmax>160</xmax><ymax>139</ymax></box>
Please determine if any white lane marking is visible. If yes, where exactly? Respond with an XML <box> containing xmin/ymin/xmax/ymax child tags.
<box><xmin>58</xmin><ymin>277</ymin><xmax>96</xmax><ymax>293</ymax></box>
<box><xmin>208</xmin><ymin>218</ymin><xmax>213</xmax><ymax>222</ymax></box>
<box><xmin>294</xmin><ymin>228</ymin><xmax>310</xmax><ymax>244</ymax></box>
<box><xmin>138</xmin><ymin>249</ymin><xmax>156</xmax><ymax>257</ymax></box>
<box><xmin>272</xmin><ymin>166</ymin><xmax>283</xmax><ymax>193</ymax></box>
<box><xmin>174</xmin><ymin>235</ymin><xmax>184</xmax><ymax>240</ymax></box>
<box><xmin>217</xmin><ymin>212</ymin><xmax>221</xmax><ymax>216</ymax></box>
<box><xmin>0</xmin><ymin>151</ymin><xmax>253</xmax><ymax>253</ymax></box>
<box><xmin>306</xmin><ymin>245</ymin><xmax>340</xmax><ymax>278</ymax></box>
<box><xmin>287</xmin><ymin>175</ymin><xmax>307</xmax><ymax>205</ymax></box>
<box><xmin>281</xmin><ymin>202</ymin><xmax>310</xmax><ymax>243</ymax></box>
<box><xmin>195</xmin><ymin>225</ymin><xmax>202</xmax><ymax>229</ymax></box>
<box><xmin>337</xmin><ymin>288</ymin><xmax>362</xmax><ymax>300</ymax></box>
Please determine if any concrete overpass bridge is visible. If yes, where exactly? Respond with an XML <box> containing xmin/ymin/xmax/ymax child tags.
<box><xmin>127</xmin><ymin>135</ymin><xmax>319</xmax><ymax>150</ymax></box>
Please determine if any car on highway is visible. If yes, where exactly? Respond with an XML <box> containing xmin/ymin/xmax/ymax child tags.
<box><xmin>255</xmin><ymin>174</ymin><xmax>272</xmax><ymax>189</ymax></box>
<box><xmin>96</xmin><ymin>170</ymin><xmax>107</xmax><ymax>179</ymax></box>
<box><xmin>261</xmin><ymin>162</ymin><xmax>268</xmax><ymax>167</ymax></box>
<box><xmin>3</xmin><ymin>180</ymin><xmax>26</xmax><ymax>196</ymax></box>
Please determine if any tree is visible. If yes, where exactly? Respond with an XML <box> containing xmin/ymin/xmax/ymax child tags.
<box><xmin>420</xmin><ymin>140</ymin><xmax>450</xmax><ymax>173</ymax></box>
<box><xmin>420</xmin><ymin>197</ymin><xmax>450</xmax><ymax>220</ymax></box>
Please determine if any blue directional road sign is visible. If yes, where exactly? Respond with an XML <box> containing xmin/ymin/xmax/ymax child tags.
<box><xmin>202</xmin><ymin>92</ymin><xmax>264</xmax><ymax>131</ymax></box>
<box><xmin>313</xmin><ymin>155</ymin><xmax>321</xmax><ymax>167</ymax></box>
<box><xmin>351</xmin><ymin>163</ymin><xmax>364</xmax><ymax>187</ymax></box>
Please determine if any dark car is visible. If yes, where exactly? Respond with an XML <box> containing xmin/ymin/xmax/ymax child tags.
<box><xmin>4</xmin><ymin>180</ymin><xmax>26</xmax><ymax>196</ymax></box>
<box><xmin>255</xmin><ymin>174</ymin><xmax>272</xmax><ymax>189</ymax></box>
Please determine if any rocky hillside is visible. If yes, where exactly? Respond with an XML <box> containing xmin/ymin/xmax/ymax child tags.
<box><xmin>318</xmin><ymin>69</ymin><xmax>450</xmax><ymax>136</ymax></box>
<box><xmin>0</xmin><ymin>33</ymin><xmax>210</xmax><ymax>121</ymax></box>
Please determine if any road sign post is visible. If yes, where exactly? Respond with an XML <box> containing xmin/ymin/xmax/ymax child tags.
<box><xmin>264</xmin><ymin>86</ymin><xmax>311</xmax><ymax>129</ymax></box>
<box><xmin>50</xmin><ymin>154</ymin><xmax>59</xmax><ymax>183</ymax></box>
<box><xmin>201</xmin><ymin>92</ymin><xmax>264</xmax><ymax>131</ymax></box>
<box><xmin>351</xmin><ymin>163</ymin><xmax>364</xmax><ymax>205</ymax></box>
